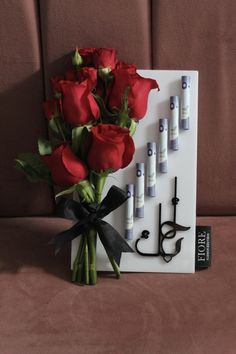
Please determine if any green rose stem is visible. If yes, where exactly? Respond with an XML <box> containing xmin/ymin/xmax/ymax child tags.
<box><xmin>87</xmin><ymin>228</ymin><xmax>97</xmax><ymax>285</ymax></box>
<box><xmin>95</xmin><ymin>174</ymin><xmax>121</xmax><ymax>279</ymax></box>
<box><xmin>84</xmin><ymin>235</ymin><xmax>89</xmax><ymax>285</ymax></box>
<box><xmin>95</xmin><ymin>174</ymin><xmax>106</xmax><ymax>203</ymax></box>
<box><xmin>72</xmin><ymin>173</ymin><xmax>121</xmax><ymax>284</ymax></box>
<box><xmin>77</xmin><ymin>237</ymin><xmax>86</xmax><ymax>283</ymax></box>
<box><xmin>72</xmin><ymin>234</ymin><xmax>84</xmax><ymax>282</ymax></box>
<box><xmin>107</xmin><ymin>254</ymin><xmax>120</xmax><ymax>279</ymax></box>
<box><xmin>118</xmin><ymin>113</ymin><xmax>129</xmax><ymax>128</ymax></box>
<box><xmin>71</xmin><ymin>179</ymin><xmax>96</xmax><ymax>284</ymax></box>
<box><xmin>118</xmin><ymin>87</ymin><xmax>130</xmax><ymax>128</ymax></box>
<box><xmin>87</xmin><ymin>174</ymin><xmax>106</xmax><ymax>285</ymax></box>
<box><xmin>72</xmin><ymin>232</ymin><xmax>86</xmax><ymax>283</ymax></box>
<box><xmin>72</xmin><ymin>190</ymin><xmax>96</xmax><ymax>285</ymax></box>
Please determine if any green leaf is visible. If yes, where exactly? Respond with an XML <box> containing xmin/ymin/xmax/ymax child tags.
<box><xmin>15</xmin><ymin>153</ymin><xmax>51</xmax><ymax>183</ymax></box>
<box><xmin>49</xmin><ymin>116</ymin><xmax>71</xmax><ymax>142</ymax></box>
<box><xmin>72</xmin><ymin>126</ymin><xmax>85</xmax><ymax>154</ymax></box>
<box><xmin>55</xmin><ymin>185</ymin><xmax>77</xmax><ymax>198</ymax></box>
<box><xmin>48</xmin><ymin>116</ymin><xmax>60</xmax><ymax>135</ymax></box>
<box><xmin>38</xmin><ymin>138</ymin><xmax>52</xmax><ymax>156</ymax></box>
<box><xmin>76</xmin><ymin>180</ymin><xmax>95</xmax><ymax>203</ymax></box>
<box><xmin>72</xmin><ymin>125</ymin><xmax>90</xmax><ymax>160</ymax></box>
<box><xmin>15</xmin><ymin>159</ymin><xmax>42</xmax><ymax>183</ymax></box>
<box><xmin>55</xmin><ymin>180</ymin><xmax>95</xmax><ymax>203</ymax></box>
<box><xmin>93</xmin><ymin>94</ymin><xmax>117</xmax><ymax>121</ymax></box>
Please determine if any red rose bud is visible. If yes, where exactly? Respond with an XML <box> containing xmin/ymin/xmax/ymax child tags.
<box><xmin>60</xmin><ymin>79</ymin><xmax>100</xmax><ymax>125</ymax></box>
<box><xmin>42</xmin><ymin>144</ymin><xmax>88</xmax><ymax>186</ymax></box>
<box><xmin>72</xmin><ymin>47</ymin><xmax>83</xmax><ymax>67</ymax></box>
<box><xmin>93</xmin><ymin>48</ymin><xmax>117</xmax><ymax>72</ymax></box>
<box><xmin>78</xmin><ymin>48</ymin><xmax>95</xmax><ymax>66</ymax></box>
<box><xmin>43</xmin><ymin>100</ymin><xmax>57</xmax><ymax>120</ymax></box>
<box><xmin>87</xmin><ymin>124</ymin><xmax>135</xmax><ymax>172</ymax></box>
<box><xmin>109</xmin><ymin>68</ymin><xmax>159</xmax><ymax>120</ymax></box>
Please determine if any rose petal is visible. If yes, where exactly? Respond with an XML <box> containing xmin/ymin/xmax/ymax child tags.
<box><xmin>122</xmin><ymin>134</ymin><xmax>135</xmax><ymax>168</ymax></box>
<box><xmin>62</xmin><ymin>145</ymin><xmax>88</xmax><ymax>179</ymax></box>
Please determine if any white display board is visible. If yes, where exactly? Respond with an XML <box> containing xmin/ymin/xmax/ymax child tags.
<box><xmin>72</xmin><ymin>70</ymin><xmax>198</xmax><ymax>273</ymax></box>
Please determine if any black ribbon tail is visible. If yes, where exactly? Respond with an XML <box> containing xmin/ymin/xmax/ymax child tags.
<box><xmin>96</xmin><ymin>220</ymin><xmax>134</xmax><ymax>266</ymax></box>
<box><xmin>49</xmin><ymin>222</ymin><xmax>90</xmax><ymax>255</ymax></box>
<box><xmin>98</xmin><ymin>185</ymin><xmax>127</xmax><ymax>218</ymax></box>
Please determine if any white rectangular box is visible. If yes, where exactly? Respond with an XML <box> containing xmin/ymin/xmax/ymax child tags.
<box><xmin>72</xmin><ymin>70</ymin><xmax>198</xmax><ymax>273</ymax></box>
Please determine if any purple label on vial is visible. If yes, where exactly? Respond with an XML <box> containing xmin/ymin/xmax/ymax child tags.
<box><xmin>158</xmin><ymin>118</ymin><xmax>168</xmax><ymax>173</ymax></box>
<box><xmin>125</xmin><ymin>184</ymin><xmax>134</xmax><ymax>240</ymax></box>
<box><xmin>170</xmin><ymin>96</ymin><xmax>179</xmax><ymax>151</ymax></box>
<box><xmin>147</xmin><ymin>142</ymin><xmax>156</xmax><ymax>197</ymax></box>
<box><xmin>135</xmin><ymin>163</ymin><xmax>145</xmax><ymax>218</ymax></box>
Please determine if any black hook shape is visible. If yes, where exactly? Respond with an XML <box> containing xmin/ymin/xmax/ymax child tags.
<box><xmin>135</xmin><ymin>230</ymin><xmax>159</xmax><ymax>256</ymax></box>
<box><xmin>135</xmin><ymin>177</ymin><xmax>190</xmax><ymax>262</ymax></box>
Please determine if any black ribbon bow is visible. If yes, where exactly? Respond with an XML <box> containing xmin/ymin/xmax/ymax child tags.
<box><xmin>50</xmin><ymin>185</ymin><xmax>134</xmax><ymax>266</ymax></box>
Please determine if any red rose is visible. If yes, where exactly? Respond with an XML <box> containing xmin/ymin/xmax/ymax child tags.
<box><xmin>78</xmin><ymin>48</ymin><xmax>95</xmax><ymax>66</ymax></box>
<box><xmin>65</xmin><ymin>67</ymin><xmax>97</xmax><ymax>89</ymax></box>
<box><xmin>43</xmin><ymin>100</ymin><xmax>57</xmax><ymax>120</ymax></box>
<box><xmin>51</xmin><ymin>76</ymin><xmax>64</xmax><ymax>93</ymax></box>
<box><xmin>115</xmin><ymin>61</ymin><xmax>136</xmax><ymax>74</ymax></box>
<box><xmin>78</xmin><ymin>67</ymin><xmax>97</xmax><ymax>89</ymax></box>
<box><xmin>60</xmin><ymin>79</ymin><xmax>100</xmax><ymax>125</ymax></box>
<box><xmin>65</xmin><ymin>68</ymin><xmax>78</xmax><ymax>81</ymax></box>
<box><xmin>42</xmin><ymin>144</ymin><xmax>88</xmax><ymax>186</ymax></box>
<box><xmin>87</xmin><ymin>124</ymin><xmax>135</xmax><ymax>172</ymax></box>
<box><xmin>93</xmin><ymin>48</ymin><xmax>117</xmax><ymax>71</ymax></box>
<box><xmin>109</xmin><ymin>68</ymin><xmax>159</xmax><ymax>120</ymax></box>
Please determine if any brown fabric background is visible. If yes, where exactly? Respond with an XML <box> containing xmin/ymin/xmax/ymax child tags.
<box><xmin>0</xmin><ymin>216</ymin><xmax>235</xmax><ymax>353</ymax></box>
<box><xmin>152</xmin><ymin>0</ymin><xmax>236</xmax><ymax>215</ymax></box>
<box><xmin>0</xmin><ymin>0</ymin><xmax>54</xmax><ymax>216</ymax></box>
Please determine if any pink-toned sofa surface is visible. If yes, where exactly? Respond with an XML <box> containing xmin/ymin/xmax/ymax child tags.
<box><xmin>0</xmin><ymin>1</ymin><xmax>235</xmax><ymax>353</ymax></box>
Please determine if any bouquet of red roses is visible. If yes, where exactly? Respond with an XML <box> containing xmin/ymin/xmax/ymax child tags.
<box><xmin>16</xmin><ymin>48</ymin><xmax>159</xmax><ymax>285</ymax></box>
